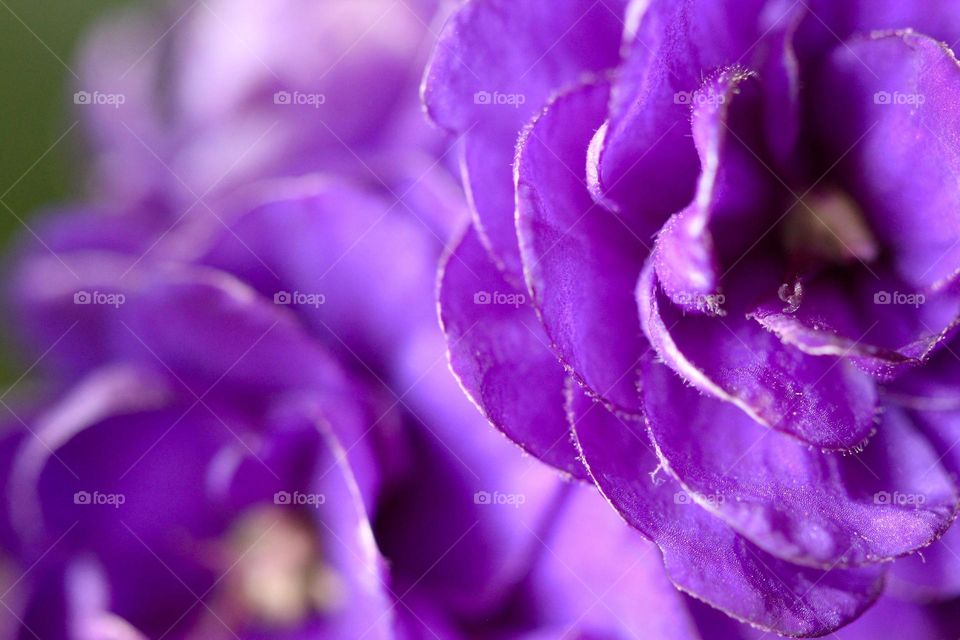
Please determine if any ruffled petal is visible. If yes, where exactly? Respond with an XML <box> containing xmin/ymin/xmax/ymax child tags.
<box><xmin>652</xmin><ymin>68</ymin><xmax>774</xmax><ymax>313</ymax></box>
<box><xmin>750</xmin><ymin>268</ymin><xmax>960</xmax><ymax>380</ymax></box>
<box><xmin>691</xmin><ymin>595</ymin><xmax>954</xmax><ymax>640</ymax></box>
<box><xmin>815</xmin><ymin>31</ymin><xmax>960</xmax><ymax>291</ymax></box>
<box><xmin>761</xmin><ymin>4</ymin><xmax>804</xmax><ymax>169</ymax></box>
<box><xmin>569</xmin><ymin>384</ymin><xmax>885</xmax><ymax>637</ymax></box>
<box><xmin>889</xmin><ymin>338</ymin><xmax>960</xmax><ymax>411</ymax></box>
<box><xmin>595</xmin><ymin>0</ymin><xmax>802</xmax><ymax>232</ymax></box>
<box><xmin>638</xmin><ymin>259</ymin><xmax>880</xmax><ymax>450</ymax></box>
<box><xmin>8</xmin><ymin>255</ymin><xmax>383</xmax><ymax>497</ymax></box>
<box><xmin>438</xmin><ymin>225</ymin><xmax>584</xmax><ymax>477</ymax></box>
<box><xmin>643</xmin><ymin>360</ymin><xmax>958</xmax><ymax>568</ymax></box>
<box><xmin>423</xmin><ymin>0</ymin><xmax>627</xmax><ymax>275</ymax></box>
<box><xmin>80</xmin><ymin>0</ymin><xmax>439</xmax><ymax>207</ymax></box>
<box><xmin>515</xmin><ymin>79</ymin><xmax>648</xmax><ymax>413</ymax></box>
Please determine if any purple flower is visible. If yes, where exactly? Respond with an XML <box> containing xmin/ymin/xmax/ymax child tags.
<box><xmin>428</xmin><ymin>0</ymin><xmax>960</xmax><ymax>635</ymax></box>
<box><xmin>73</xmin><ymin>0</ymin><xmax>444</xmax><ymax>210</ymax></box>
<box><xmin>3</xmin><ymin>278</ymin><xmax>399</xmax><ymax>638</ymax></box>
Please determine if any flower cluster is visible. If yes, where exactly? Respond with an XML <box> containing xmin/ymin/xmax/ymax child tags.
<box><xmin>428</xmin><ymin>0</ymin><xmax>960</xmax><ymax>636</ymax></box>
<box><xmin>3</xmin><ymin>0</ymin><xmax>960</xmax><ymax>638</ymax></box>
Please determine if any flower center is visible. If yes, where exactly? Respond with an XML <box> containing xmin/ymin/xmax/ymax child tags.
<box><xmin>219</xmin><ymin>506</ymin><xmax>346</xmax><ymax>629</ymax></box>
<box><xmin>781</xmin><ymin>188</ymin><xmax>879</xmax><ymax>268</ymax></box>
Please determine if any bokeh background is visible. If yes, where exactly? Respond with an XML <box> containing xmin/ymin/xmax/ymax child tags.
<box><xmin>0</xmin><ymin>0</ymin><xmax>134</xmax><ymax>381</ymax></box>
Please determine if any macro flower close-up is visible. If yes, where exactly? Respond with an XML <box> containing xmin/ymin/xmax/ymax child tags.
<box><xmin>0</xmin><ymin>0</ymin><xmax>958</xmax><ymax>638</ymax></box>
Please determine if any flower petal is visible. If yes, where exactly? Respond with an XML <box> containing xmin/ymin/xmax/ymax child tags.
<box><xmin>423</xmin><ymin>0</ymin><xmax>627</xmax><ymax>275</ymax></box>
<box><xmin>8</xmin><ymin>364</ymin><xmax>172</xmax><ymax>542</ymax></box>
<box><xmin>595</xmin><ymin>0</ymin><xmax>802</xmax><ymax>233</ymax></box>
<box><xmin>304</xmin><ymin>422</ymin><xmax>398</xmax><ymax>640</ymax></box>
<box><xmin>515</xmin><ymin>79</ymin><xmax>648</xmax><ymax>413</ymax></box>
<box><xmin>200</xmin><ymin>176</ymin><xmax>441</xmax><ymax>372</ymax></box>
<box><xmin>73</xmin><ymin>8</ymin><xmax>169</xmax><ymax>206</ymax></box>
<box><xmin>692</xmin><ymin>594</ymin><xmax>954</xmax><ymax>640</ymax></box>
<box><xmin>643</xmin><ymin>359</ymin><xmax>958</xmax><ymax>568</ymax></box>
<box><xmin>638</xmin><ymin>259</ymin><xmax>880</xmax><ymax>450</ymax></box>
<box><xmin>749</xmin><ymin>268</ymin><xmax>960</xmax><ymax>381</ymax></box>
<box><xmin>569</xmin><ymin>384</ymin><xmax>885</xmax><ymax>637</ymax></box>
<box><xmin>889</xmin><ymin>338</ymin><xmax>960</xmax><ymax>412</ymax></box>
<box><xmin>652</xmin><ymin>68</ymin><xmax>774</xmax><ymax>313</ymax></box>
<box><xmin>815</xmin><ymin>31</ymin><xmax>960</xmax><ymax>290</ymax></box>
<box><xmin>116</xmin><ymin>266</ymin><xmax>351</xmax><ymax>401</ymax></box>
<box><xmin>889</xmin><ymin>522</ymin><xmax>960</xmax><ymax>602</ymax></box>
<box><xmin>438</xmin><ymin>225</ymin><xmax>584</xmax><ymax>477</ymax></box>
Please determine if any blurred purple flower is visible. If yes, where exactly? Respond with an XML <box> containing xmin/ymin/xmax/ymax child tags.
<box><xmin>0</xmin><ymin>0</ymin><xmax>722</xmax><ymax>638</ymax></box>
<box><xmin>428</xmin><ymin>0</ymin><xmax>960</xmax><ymax>636</ymax></box>
<box><xmin>73</xmin><ymin>0</ymin><xmax>443</xmax><ymax>210</ymax></box>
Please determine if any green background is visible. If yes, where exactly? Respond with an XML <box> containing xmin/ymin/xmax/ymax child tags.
<box><xmin>0</xmin><ymin>0</ymin><xmax>130</xmax><ymax>382</ymax></box>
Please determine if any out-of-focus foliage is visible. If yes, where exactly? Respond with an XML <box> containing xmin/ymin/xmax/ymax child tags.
<box><xmin>0</xmin><ymin>0</ymin><xmax>135</xmax><ymax>382</ymax></box>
